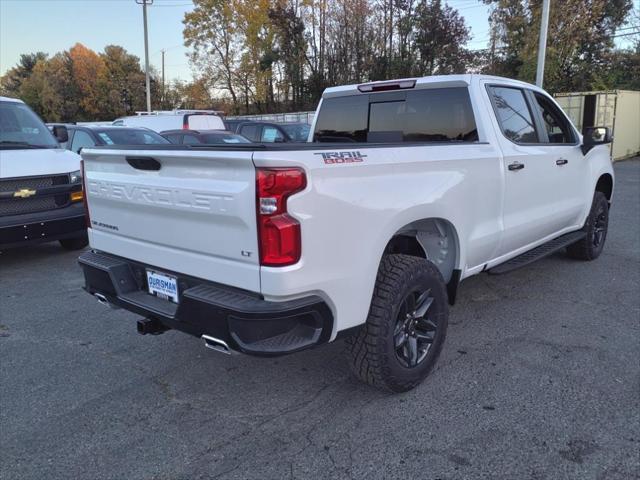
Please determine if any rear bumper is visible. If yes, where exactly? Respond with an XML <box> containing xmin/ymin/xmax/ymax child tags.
<box><xmin>78</xmin><ymin>250</ymin><xmax>334</xmax><ymax>356</ymax></box>
<box><xmin>0</xmin><ymin>203</ymin><xmax>86</xmax><ymax>249</ymax></box>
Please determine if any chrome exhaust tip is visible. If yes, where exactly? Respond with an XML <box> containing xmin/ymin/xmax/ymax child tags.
<box><xmin>202</xmin><ymin>335</ymin><xmax>233</xmax><ymax>355</ymax></box>
<box><xmin>94</xmin><ymin>292</ymin><xmax>109</xmax><ymax>306</ymax></box>
<box><xmin>94</xmin><ymin>293</ymin><xmax>120</xmax><ymax>310</ymax></box>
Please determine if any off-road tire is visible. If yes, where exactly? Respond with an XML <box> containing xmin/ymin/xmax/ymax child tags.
<box><xmin>347</xmin><ymin>254</ymin><xmax>449</xmax><ymax>392</ymax></box>
<box><xmin>566</xmin><ymin>191</ymin><xmax>609</xmax><ymax>261</ymax></box>
<box><xmin>59</xmin><ymin>235</ymin><xmax>88</xmax><ymax>251</ymax></box>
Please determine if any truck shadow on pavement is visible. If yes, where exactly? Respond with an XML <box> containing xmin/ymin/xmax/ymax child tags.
<box><xmin>2</xmin><ymin>232</ymin><xmax>638</xmax><ymax>479</ymax></box>
<box><xmin>0</xmin><ymin>243</ymin><xmax>87</xmax><ymax>268</ymax></box>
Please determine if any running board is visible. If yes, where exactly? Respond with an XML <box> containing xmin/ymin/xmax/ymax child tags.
<box><xmin>488</xmin><ymin>231</ymin><xmax>586</xmax><ymax>275</ymax></box>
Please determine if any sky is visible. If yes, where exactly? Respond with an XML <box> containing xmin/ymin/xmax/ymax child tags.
<box><xmin>0</xmin><ymin>0</ymin><xmax>638</xmax><ymax>83</ymax></box>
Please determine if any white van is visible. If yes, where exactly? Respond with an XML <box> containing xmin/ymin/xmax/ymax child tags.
<box><xmin>113</xmin><ymin>110</ymin><xmax>225</xmax><ymax>133</ymax></box>
<box><xmin>0</xmin><ymin>96</ymin><xmax>87</xmax><ymax>250</ymax></box>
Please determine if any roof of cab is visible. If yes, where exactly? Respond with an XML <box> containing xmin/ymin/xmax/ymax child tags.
<box><xmin>0</xmin><ymin>96</ymin><xmax>24</xmax><ymax>103</ymax></box>
<box><xmin>160</xmin><ymin>129</ymin><xmax>234</xmax><ymax>135</ymax></box>
<box><xmin>73</xmin><ymin>124</ymin><xmax>154</xmax><ymax>131</ymax></box>
<box><xmin>321</xmin><ymin>74</ymin><xmax>540</xmax><ymax>99</ymax></box>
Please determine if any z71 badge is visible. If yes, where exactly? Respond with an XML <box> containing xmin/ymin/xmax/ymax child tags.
<box><xmin>314</xmin><ymin>151</ymin><xmax>367</xmax><ymax>164</ymax></box>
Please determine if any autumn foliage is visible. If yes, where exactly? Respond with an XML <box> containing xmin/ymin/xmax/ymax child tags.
<box><xmin>1</xmin><ymin>0</ymin><xmax>637</xmax><ymax>122</ymax></box>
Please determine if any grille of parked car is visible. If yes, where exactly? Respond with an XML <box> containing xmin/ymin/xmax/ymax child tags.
<box><xmin>0</xmin><ymin>174</ymin><xmax>70</xmax><ymax>216</ymax></box>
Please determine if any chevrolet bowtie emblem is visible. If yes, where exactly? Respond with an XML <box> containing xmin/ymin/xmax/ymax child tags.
<box><xmin>13</xmin><ymin>188</ymin><xmax>36</xmax><ymax>198</ymax></box>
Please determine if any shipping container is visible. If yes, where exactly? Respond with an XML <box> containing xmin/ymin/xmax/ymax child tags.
<box><xmin>555</xmin><ymin>90</ymin><xmax>640</xmax><ymax>161</ymax></box>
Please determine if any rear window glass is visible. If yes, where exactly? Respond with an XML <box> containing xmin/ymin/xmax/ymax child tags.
<box><xmin>187</xmin><ymin>114</ymin><xmax>224</xmax><ymax>130</ymax></box>
<box><xmin>201</xmin><ymin>133</ymin><xmax>251</xmax><ymax>144</ymax></box>
<box><xmin>313</xmin><ymin>87</ymin><xmax>478</xmax><ymax>143</ymax></box>
<box><xmin>95</xmin><ymin>129</ymin><xmax>169</xmax><ymax>145</ymax></box>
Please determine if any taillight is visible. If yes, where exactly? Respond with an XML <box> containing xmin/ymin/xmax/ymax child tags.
<box><xmin>80</xmin><ymin>160</ymin><xmax>91</xmax><ymax>228</ymax></box>
<box><xmin>256</xmin><ymin>167</ymin><xmax>306</xmax><ymax>266</ymax></box>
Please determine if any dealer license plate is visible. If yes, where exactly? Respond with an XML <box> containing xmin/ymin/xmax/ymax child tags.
<box><xmin>146</xmin><ymin>269</ymin><xmax>179</xmax><ymax>304</ymax></box>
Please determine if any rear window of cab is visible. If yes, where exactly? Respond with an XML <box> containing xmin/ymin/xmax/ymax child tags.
<box><xmin>313</xmin><ymin>87</ymin><xmax>478</xmax><ymax>143</ymax></box>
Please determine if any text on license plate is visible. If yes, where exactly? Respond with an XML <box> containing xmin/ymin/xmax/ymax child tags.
<box><xmin>146</xmin><ymin>270</ymin><xmax>179</xmax><ymax>303</ymax></box>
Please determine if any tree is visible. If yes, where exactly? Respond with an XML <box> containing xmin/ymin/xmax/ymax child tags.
<box><xmin>604</xmin><ymin>47</ymin><xmax>640</xmax><ymax>90</ymax></box>
<box><xmin>235</xmin><ymin>0</ymin><xmax>276</xmax><ymax>112</ymax></box>
<box><xmin>324</xmin><ymin>0</ymin><xmax>376</xmax><ymax>84</ymax></box>
<box><xmin>184</xmin><ymin>0</ymin><xmax>241</xmax><ymax>111</ymax></box>
<box><xmin>0</xmin><ymin>52</ymin><xmax>48</xmax><ymax>97</ymax></box>
<box><xmin>100</xmin><ymin>45</ymin><xmax>148</xmax><ymax>117</ymax></box>
<box><xmin>24</xmin><ymin>52</ymin><xmax>80</xmax><ymax>122</ymax></box>
<box><xmin>68</xmin><ymin>43</ymin><xmax>108</xmax><ymax>120</ymax></box>
<box><xmin>484</xmin><ymin>0</ymin><xmax>633</xmax><ymax>92</ymax></box>
<box><xmin>413</xmin><ymin>0</ymin><xmax>471</xmax><ymax>76</ymax></box>
<box><xmin>0</xmin><ymin>44</ymin><xmax>154</xmax><ymax>122</ymax></box>
<box><xmin>482</xmin><ymin>0</ymin><xmax>528</xmax><ymax>78</ymax></box>
<box><xmin>269</xmin><ymin>2</ymin><xmax>307</xmax><ymax>109</ymax></box>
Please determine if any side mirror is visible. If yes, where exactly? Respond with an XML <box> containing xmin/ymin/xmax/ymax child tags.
<box><xmin>52</xmin><ymin>125</ymin><xmax>69</xmax><ymax>144</ymax></box>
<box><xmin>582</xmin><ymin>126</ymin><xmax>612</xmax><ymax>155</ymax></box>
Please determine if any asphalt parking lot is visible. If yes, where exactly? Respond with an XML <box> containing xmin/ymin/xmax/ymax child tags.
<box><xmin>1</xmin><ymin>159</ymin><xmax>639</xmax><ymax>480</ymax></box>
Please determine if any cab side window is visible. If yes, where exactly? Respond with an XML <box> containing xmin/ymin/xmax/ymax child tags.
<box><xmin>164</xmin><ymin>134</ymin><xmax>182</xmax><ymax>144</ymax></box>
<box><xmin>183</xmin><ymin>134</ymin><xmax>200</xmax><ymax>145</ymax></box>
<box><xmin>488</xmin><ymin>86</ymin><xmax>538</xmax><ymax>144</ymax></box>
<box><xmin>60</xmin><ymin>129</ymin><xmax>74</xmax><ymax>150</ymax></box>
<box><xmin>532</xmin><ymin>93</ymin><xmax>576</xmax><ymax>144</ymax></box>
<box><xmin>261</xmin><ymin>126</ymin><xmax>285</xmax><ymax>142</ymax></box>
<box><xmin>70</xmin><ymin>130</ymin><xmax>95</xmax><ymax>154</ymax></box>
<box><xmin>239</xmin><ymin>125</ymin><xmax>259</xmax><ymax>142</ymax></box>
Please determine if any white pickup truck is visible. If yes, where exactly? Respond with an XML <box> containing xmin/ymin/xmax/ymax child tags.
<box><xmin>78</xmin><ymin>75</ymin><xmax>614</xmax><ymax>392</ymax></box>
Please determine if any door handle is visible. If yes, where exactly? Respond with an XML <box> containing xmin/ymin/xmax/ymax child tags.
<box><xmin>508</xmin><ymin>162</ymin><xmax>525</xmax><ymax>171</ymax></box>
<box><xmin>126</xmin><ymin>156</ymin><xmax>161</xmax><ymax>171</ymax></box>
<box><xmin>556</xmin><ymin>158</ymin><xmax>568</xmax><ymax>166</ymax></box>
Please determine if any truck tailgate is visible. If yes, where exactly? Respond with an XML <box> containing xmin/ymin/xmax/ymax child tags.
<box><xmin>82</xmin><ymin>149</ymin><xmax>260</xmax><ymax>292</ymax></box>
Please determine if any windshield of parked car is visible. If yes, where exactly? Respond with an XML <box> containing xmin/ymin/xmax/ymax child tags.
<box><xmin>94</xmin><ymin>128</ymin><xmax>170</xmax><ymax>145</ymax></box>
<box><xmin>199</xmin><ymin>132</ymin><xmax>251</xmax><ymax>144</ymax></box>
<box><xmin>0</xmin><ymin>100</ymin><xmax>59</xmax><ymax>148</ymax></box>
<box><xmin>280</xmin><ymin>123</ymin><xmax>311</xmax><ymax>142</ymax></box>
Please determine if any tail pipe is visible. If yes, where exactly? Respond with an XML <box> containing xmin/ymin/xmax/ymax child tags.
<box><xmin>202</xmin><ymin>335</ymin><xmax>233</xmax><ymax>355</ymax></box>
<box><xmin>94</xmin><ymin>292</ymin><xmax>109</xmax><ymax>306</ymax></box>
<box><xmin>94</xmin><ymin>292</ymin><xmax>120</xmax><ymax>310</ymax></box>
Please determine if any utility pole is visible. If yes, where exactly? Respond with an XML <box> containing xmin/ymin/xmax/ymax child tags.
<box><xmin>489</xmin><ymin>30</ymin><xmax>496</xmax><ymax>75</ymax></box>
<box><xmin>161</xmin><ymin>49</ymin><xmax>165</xmax><ymax>108</ymax></box>
<box><xmin>136</xmin><ymin>0</ymin><xmax>153</xmax><ymax>112</ymax></box>
<box><xmin>536</xmin><ymin>0</ymin><xmax>551</xmax><ymax>87</ymax></box>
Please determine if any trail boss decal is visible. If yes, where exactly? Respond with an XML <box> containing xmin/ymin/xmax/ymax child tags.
<box><xmin>315</xmin><ymin>151</ymin><xmax>367</xmax><ymax>164</ymax></box>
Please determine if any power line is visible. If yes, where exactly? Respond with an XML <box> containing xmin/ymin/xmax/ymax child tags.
<box><xmin>151</xmin><ymin>44</ymin><xmax>183</xmax><ymax>56</ymax></box>
<box><xmin>613</xmin><ymin>30</ymin><xmax>640</xmax><ymax>38</ymax></box>
<box><xmin>151</xmin><ymin>2</ymin><xmax>193</xmax><ymax>6</ymax></box>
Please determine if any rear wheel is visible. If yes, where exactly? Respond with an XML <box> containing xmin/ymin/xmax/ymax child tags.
<box><xmin>59</xmin><ymin>235</ymin><xmax>88</xmax><ymax>251</ymax></box>
<box><xmin>567</xmin><ymin>191</ymin><xmax>609</xmax><ymax>261</ymax></box>
<box><xmin>347</xmin><ymin>254</ymin><xmax>448</xmax><ymax>392</ymax></box>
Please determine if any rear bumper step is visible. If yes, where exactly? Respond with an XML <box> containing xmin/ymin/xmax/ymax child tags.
<box><xmin>78</xmin><ymin>250</ymin><xmax>333</xmax><ymax>356</ymax></box>
<box><xmin>488</xmin><ymin>231</ymin><xmax>586</xmax><ymax>275</ymax></box>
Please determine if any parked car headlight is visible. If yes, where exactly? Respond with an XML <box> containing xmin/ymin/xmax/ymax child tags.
<box><xmin>69</xmin><ymin>170</ymin><xmax>82</xmax><ymax>184</ymax></box>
